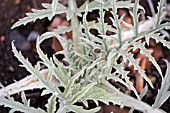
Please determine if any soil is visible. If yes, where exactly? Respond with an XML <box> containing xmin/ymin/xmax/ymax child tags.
<box><xmin>0</xmin><ymin>0</ymin><xmax>52</xmax><ymax>113</ymax></box>
<box><xmin>0</xmin><ymin>0</ymin><xmax>170</xmax><ymax>113</ymax></box>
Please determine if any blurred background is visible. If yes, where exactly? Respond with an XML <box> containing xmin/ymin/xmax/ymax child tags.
<box><xmin>0</xmin><ymin>0</ymin><xmax>170</xmax><ymax>113</ymax></box>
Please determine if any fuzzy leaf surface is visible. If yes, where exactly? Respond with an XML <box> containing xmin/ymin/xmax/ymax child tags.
<box><xmin>0</xmin><ymin>97</ymin><xmax>46</xmax><ymax>113</ymax></box>
<box><xmin>153</xmin><ymin>60</ymin><xmax>170</xmax><ymax>108</ymax></box>
<box><xmin>83</xmin><ymin>86</ymin><xmax>123</xmax><ymax>106</ymax></box>
<box><xmin>45</xmin><ymin>95</ymin><xmax>57</xmax><ymax>113</ymax></box>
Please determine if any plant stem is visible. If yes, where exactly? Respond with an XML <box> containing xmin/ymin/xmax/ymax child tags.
<box><xmin>99</xmin><ymin>83</ymin><xmax>165</xmax><ymax>113</ymax></box>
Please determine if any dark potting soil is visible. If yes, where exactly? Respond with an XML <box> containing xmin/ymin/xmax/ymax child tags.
<box><xmin>0</xmin><ymin>0</ymin><xmax>170</xmax><ymax>113</ymax></box>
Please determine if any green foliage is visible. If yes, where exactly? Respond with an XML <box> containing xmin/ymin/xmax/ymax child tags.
<box><xmin>1</xmin><ymin>0</ymin><xmax>170</xmax><ymax>113</ymax></box>
<box><xmin>83</xmin><ymin>86</ymin><xmax>123</xmax><ymax>106</ymax></box>
<box><xmin>153</xmin><ymin>60</ymin><xmax>170</xmax><ymax>108</ymax></box>
<box><xmin>0</xmin><ymin>96</ymin><xmax>46</xmax><ymax>113</ymax></box>
<box><xmin>45</xmin><ymin>94</ymin><xmax>57</xmax><ymax>113</ymax></box>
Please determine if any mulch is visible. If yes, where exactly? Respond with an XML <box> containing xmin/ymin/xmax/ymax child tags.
<box><xmin>0</xmin><ymin>0</ymin><xmax>170</xmax><ymax>113</ymax></box>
